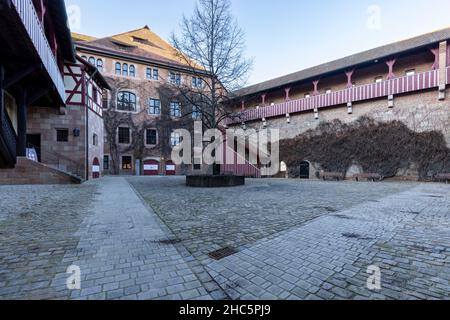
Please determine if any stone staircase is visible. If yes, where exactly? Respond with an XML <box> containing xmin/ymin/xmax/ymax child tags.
<box><xmin>0</xmin><ymin>157</ymin><xmax>82</xmax><ymax>185</ymax></box>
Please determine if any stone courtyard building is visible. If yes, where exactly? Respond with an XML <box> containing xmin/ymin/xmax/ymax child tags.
<box><xmin>73</xmin><ymin>27</ymin><xmax>208</xmax><ymax>176</ymax></box>
<box><xmin>227</xmin><ymin>27</ymin><xmax>450</xmax><ymax>180</ymax></box>
<box><xmin>0</xmin><ymin>0</ymin><xmax>109</xmax><ymax>184</ymax></box>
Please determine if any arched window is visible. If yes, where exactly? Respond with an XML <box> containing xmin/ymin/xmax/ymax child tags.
<box><xmin>81</xmin><ymin>55</ymin><xmax>87</xmax><ymax>60</ymax></box>
<box><xmin>88</xmin><ymin>57</ymin><xmax>96</xmax><ymax>66</ymax></box>
<box><xmin>122</xmin><ymin>63</ymin><xmax>128</xmax><ymax>76</ymax></box>
<box><xmin>115</xmin><ymin>62</ymin><xmax>121</xmax><ymax>75</ymax></box>
<box><xmin>117</xmin><ymin>91</ymin><xmax>136</xmax><ymax>111</ymax></box>
<box><xmin>97</xmin><ymin>59</ymin><xmax>103</xmax><ymax>72</ymax></box>
<box><xmin>129</xmin><ymin>65</ymin><xmax>135</xmax><ymax>77</ymax></box>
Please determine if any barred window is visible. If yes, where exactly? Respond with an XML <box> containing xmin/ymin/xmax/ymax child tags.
<box><xmin>146</xmin><ymin>129</ymin><xmax>157</xmax><ymax>145</ymax></box>
<box><xmin>118</xmin><ymin>127</ymin><xmax>130</xmax><ymax>144</ymax></box>
<box><xmin>56</xmin><ymin>129</ymin><xmax>69</xmax><ymax>142</ymax></box>
<box><xmin>103</xmin><ymin>155</ymin><xmax>110</xmax><ymax>171</ymax></box>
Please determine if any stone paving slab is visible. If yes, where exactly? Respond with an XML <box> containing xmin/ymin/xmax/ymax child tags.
<box><xmin>129</xmin><ymin>177</ymin><xmax>414</xmax><ymax>266</ymax></box>
<box><xmin>205</xmin><ymin>184</ymin><xmax>450</xmax><ymax>300</ymax></box>
<box><xmin>49</xmin><ymin>177</ymin><xmax>213</xmax><ymax>300</ymax></box>
<box><xmin>0</xmin><ymin>184</ymin><xmax>96</xmax><ymax>300</ymax></box>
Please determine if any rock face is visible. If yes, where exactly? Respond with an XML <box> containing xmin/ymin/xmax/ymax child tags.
<box><xmin>186</xmin><ymin>175</ymin><xmax>245</xmax><ymax>188</ymax></box>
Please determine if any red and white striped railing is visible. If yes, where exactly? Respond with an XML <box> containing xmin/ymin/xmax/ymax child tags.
<box><xmin>11</xmin><ymin>0</ymin><xmax>65</xmax><ymax>102</ymax></box>
<box><xmin>229</xmin><ymin>69</ymin><xmax>440</xmax><ymax>124</ymax></box>
<box><xmin>217</xmin><ymin>138</ymin><xmax>261</xmax><ymax>178</ymax></box>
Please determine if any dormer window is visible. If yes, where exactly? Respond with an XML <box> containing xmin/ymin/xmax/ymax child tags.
<box><xmin>405</xmin><ymin>69</ymin><xmax>415</xmax><ymax>77</ymax></box>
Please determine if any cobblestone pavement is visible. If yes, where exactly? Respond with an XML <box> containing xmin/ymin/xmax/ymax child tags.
<box><xmin>2</xmin><ymin>177</ymin><xmax>450</xmax><ymax>300</ymax></box>
<box><xmin>129</xmin><ymin>177</ymin><xmax>414</xmax><ymax>265</ymax></box>
<box><xmin>0</xmin><ymin>184</ymin><xmax>96</xmax><ymax>299</ymax></box>
<box><xmin>130</xmin><ymin>177</ymin><xmax>450</xmax><ymax>300</ymax></box>
<box><xmin>0</xmin><ymin>178</ymin><xmax>216</xmax><ymax>300</ymax></box>
<box><xmin>205</xmin><ymin>184</ymin><xmax>450</xmax><ymax>300</ymax></box>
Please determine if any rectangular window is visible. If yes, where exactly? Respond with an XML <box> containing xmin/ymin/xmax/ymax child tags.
<box><xmin>148</xmin><ymin>99</ymin><xmax>161</xmax><ymax>115</ymax></box>
<box><xmin>146</xmin><ymin>129</ymin><xmax>157</xmax><ymax>145</ymax></box>
<box><xmin>147</xmin><ymin>68</ymin><xmax>159</xmax><ymax>80</ymax></box>
<box><xmin>118</xmin><ymin>127</ymin><xmax>130</xmax><ymax>144</ymax></box>
<box><xmin>93</xmin><ymin>134</ymin><xmax>98</xmax><ymax>146</ymax></box>
<box><xmin>56</xmin><ymin>129</ymin><xmax>69</xmax><ymax>142</ymax></box>
<box><xmin>102</xmin><ymin>93</ymin><xmax>108</xmax><ymax>109</ymax></box>
<box><xmin>405</xmin><ymin>69</ymin><xmax>415</xmax><ymax>76</ymax></box>
<box><xmin>103</xmin><ymin>155</ymin><xmax>109</xmax><ymax>171</ymax></box>
<box><xmin>375</xmin><ymin>76</ymin><xmax>383</xmax><ymax>83</ymax></box>
<box><xmin>171</xmin><ymin>132</ymin><xmax>181</xmax><ymax>147</ymax></box>
<box><xmin>192</xmin><ymin>77</ymin><xmax>203</xmax><ymax>88</ymax></box>
<box><xmin>170</xmin><ymin>72</ymin><xmax>181</xmax><ymax>85</ymax></box>
<box><xmin>122</xmin><ymin>156</ymin><xmax>132</xmax><ymax>170</ymax></box>
<box><xmin>192</xmin><ymin>105</ymin><xmax>202</xmax><ymax>120</ymax></box>
<box><xmin>193</xmin><ymin>164</ymin><xmax>201</xmax><ymax>170</ymax></box>
<box><xmin>170</xmin><ymin>101</ymin><xmax>182</xmax><ymax>118</ymax></box>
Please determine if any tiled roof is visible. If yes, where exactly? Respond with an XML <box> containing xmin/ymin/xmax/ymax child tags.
<box><xmin>74</xmin><ymin>26</ymin><xmax>202</xmax><ymax>71</ymax></box>
<box><xmin>233</xmin><ymin>26</ymin><xmax>450</xmax><ymax>98</ymax></box>
<box><xmin>71</xmin><ymin>32</ymin><xmax>97</xmax><ymax>42</ymax></box>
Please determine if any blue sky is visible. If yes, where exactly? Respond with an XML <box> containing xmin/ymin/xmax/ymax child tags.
<box><xmin>64</xmin><ymin>0</ymin><xmax>450</xmax><ymax>86</ymax></box>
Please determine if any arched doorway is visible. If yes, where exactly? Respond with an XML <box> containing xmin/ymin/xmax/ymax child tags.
<box><xmin>92</xmin><ymin>157</ymin><xmax>100</xmax><ymax>179</ymax></box>
<box><xmin>280</xmin><ymin>161</ymin><xmax>287</xmax><ymax>178</ymax></box>
<box><xmin>143</xmin><ymin>159</ymin><xmax>160</xmax><ymax>176</ymax></box>
<box><xmin>300</xmin><ymin>161</ymin><xmax>310</xmax><ymax>179</ymax></box>
<box><xmin>165</xmin><ymin>160</ymin><xmax>176</xmax><ymax>176</ymax></box>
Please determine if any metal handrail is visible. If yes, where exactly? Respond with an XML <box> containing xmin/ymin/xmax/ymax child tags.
<box><xmin>1</xmin><ymin>109</ymin><xmax>17</xmax><ymax>159</ymax></box>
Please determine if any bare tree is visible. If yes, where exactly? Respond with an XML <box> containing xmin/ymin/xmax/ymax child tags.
<box><xmin>170</xmin><ymin>0</ymin><xmax>253</xmax><ymax>130</ymax></box>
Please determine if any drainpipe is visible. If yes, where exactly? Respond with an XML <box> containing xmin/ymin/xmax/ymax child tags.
<box><xmin>84</xmin><ymin>68</ymin><xmax>98</xmax><ymax>181</ymax></box>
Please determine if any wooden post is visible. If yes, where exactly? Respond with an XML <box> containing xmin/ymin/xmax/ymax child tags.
<box><xmin>284</xmin><ymin>88</ymin><xmax>291</xmax><ymax>101</ymax></box>
<box><xmin>0</xmin><ymin>65</ymin><xmax>4</xmax><ymax>117</ymax></box>
<box><xmin>385</xmin><ymin>59</ymin><xmax>396</xmax><ymax>80</ymax></box>
<box><xmin>312</xmin><ymin>80</ymin><xmax>319</xmax><ymax>95</ymax></box>
<box><xmin>345</xmin><ymin>70</ymin><xmax>354</xmax><ymax>88</ymax></box>
<box><xmin>16</xmin><ymin>89</ymin><xmax>27</xmax><ymax>157</ymax></box>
